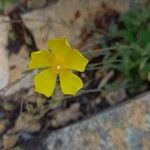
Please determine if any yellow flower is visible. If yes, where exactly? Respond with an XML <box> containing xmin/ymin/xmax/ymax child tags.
<box><xmin>29</xmin><ymin>37</ymin><xmax>89</xmax><ymax>97</ymax></box>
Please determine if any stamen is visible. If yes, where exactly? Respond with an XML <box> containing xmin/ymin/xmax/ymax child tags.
<box><xmin>57</xmin><ymin>65</ymin><xmax>61</xmax><ymax>70</ymax></box>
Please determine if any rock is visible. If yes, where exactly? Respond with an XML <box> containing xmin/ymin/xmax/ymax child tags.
<box><xmin>41</xmin><ymin>92</ymin><xmax>150</xmax><ymax>150</ymax></box>
<box><xmin>128</xmin><ymin>0</ymin><xmax>150</xmax><ymax>8</ymax></box>
<box><xmin>26</xmin><ymin>0</ymin><xmax>48</xmax><ymax>9</ymax></box>
<box><xmin>126</xmin><ymin>128</ymin><xmax>150</xmax><ymax>149</ymax></box>
<box><xmin>22</xmin><ymin>0</ymin><xmax>128</xmax><ymax>49</ymax></box>
<box><xmin>0</xmin><ymin>71</ymin><xmax>35</xmax><ymax>97</ymax></box>
<box><xmin>146</xmin><ymin>113</ymin><xmax>150</xmax><ymax>129</ymax></box>
<box><xmin>0</xmin><ymin>21</ymin><xmax>34</xmax><ymax>96</ymax></box>
<box><xmin>106</xmin><ymin>88</ymin><xmax>127</xmax><ymax>105</ymax></box>
<box><xmin>0</xmin><ymin>17</ymin><xmax>10</xmax><ymax>90</ymax></box>
<box><xmin>9</xmin><ymin>46</ymin><xmax>29</xmax><ymax>83</ymax></box>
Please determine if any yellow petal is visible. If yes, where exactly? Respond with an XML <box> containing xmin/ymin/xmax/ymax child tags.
<box><xmin>34</xmin><ymin>68</ymin><xmax>57</xmax><ymax>97</ymax></box>
<box><xmin>29</xmin><ymin>50</ymin><xmax>55</xmax><ymax>69</ymax></box>
<box><xmin>59</xmin><ymin>70</ymin><xmax>83</xmax><ymax>95</ymax></box>
<box><xmin>65</xmin><ymin>49</ymin><xmax>89</xmax><ymax>72</ymax></box>
<box><xmin>48</xmin><ymin>37</ymin><xmax>71</xmax><ymax>62</ymax></box>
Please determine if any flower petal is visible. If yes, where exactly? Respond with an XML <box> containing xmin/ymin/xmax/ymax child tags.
<box><xmin>65</xmin><ymin>49</ymin><xmax>89</xmax><ymax>72</ymax></box>
<box><xmin>59</xmin><ymin>70</ymin><xmax>83</xmax><ymax>95</ymax></box>
<box><xmin>48</xmin><ymin>37</ymin><xmax>71</xmax><ymax>62</ymax></box>
<box><xmin>29</xmin><ymin>50</ymin><xmax>55</xmax><ymax>69</ymax></box>
<box><xmin>34</xmin><ymin>68</ymin><xmax>57</xmax><ymax>97</ymax></box>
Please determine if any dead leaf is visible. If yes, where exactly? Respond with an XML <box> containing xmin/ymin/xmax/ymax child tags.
<box><xmin>106</xmin><ymin>88</ymin><xmax>127</xmax><ymax>105</ymax></box>
<box><xmin>0</xmin><ymin>119</ymin><xmax>8</xmax><ymax>134</ymax></box>
<box><xmin>12</xmin><ymin>113</ymin><xmax>41</xmax><ymax>133</ymax></box>
<box><xmin>3</xmin><ymin>134</ymin><xmax>19</xmax><ymax>150</ymax></box>
<box><xmin>51</xmin><ymin>103</ymin><xmax>81</xmax><ymax>127</ymax></box>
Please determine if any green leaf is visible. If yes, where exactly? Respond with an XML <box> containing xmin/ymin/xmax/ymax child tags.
<box><xmin>109</xmin><ymin>24</ymin><xmax>118</xmax><ymax>34</ymax></box>
<box><xmin>26</xmin><ymin>104</ymin><xmax>34</xmax><ymax>113</ymax></box>
<box><xmin>104</xmin><ymin>81</ymin><xmax>128</xmax><ymax>92</ymax></box>
<box><xmin>120</xmin><ymin>30</ymin><xmax>136</xmax><ymax>43</ymax></box>
<box><xmin>143</xmin><ymin>44</ymin><xmax>150</xmax><ymax>56</ymax></box>
<box><xmin>0</xmin><ymin>0</ymin><xmax>5</xmax><ymax>11</ymax></box>
<box><xmin>138</xmin><ymin>30</ymin><xmax>150</xmax><ymax>47</ymax></box>
<box><xmin>0</xmin><ymin>0</ymin><xmax>16</xmax><ymax>12</ymax></box>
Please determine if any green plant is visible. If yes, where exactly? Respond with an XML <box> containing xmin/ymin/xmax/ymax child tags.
<box><xmin>103</xmin><ymin>8</ymin><xmax>150</xmax><ymax>93</ymax></box>
<box><xmin>0</xmin><ymin>0</ymin><xmax>16</xmax><ymax>12</ymax></box>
